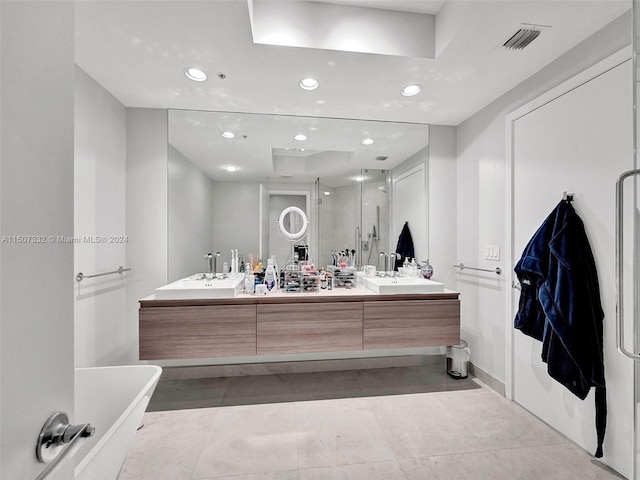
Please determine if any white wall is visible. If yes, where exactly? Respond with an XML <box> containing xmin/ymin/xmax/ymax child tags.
<box><xmin>212</xmin><ymin>181</ymin><xmax>261</xmax><ymax>267</ymax></box>
<box><xmin>126</xmin><ymin>108</ymin><xmax>168</xmax><ymax>364</ymax></box>
<box><xmin>1</xmin><ymin>2</ymin><xmax>75</xmax><ymax>478</ymax></box>
<box><xmin>428</xmin><ymin>126</ymin><xmax>457</xmax><ymax>290</ymax></box>
<box><xmin>74</xmin><ymin>66</ymin><xmax>128</xmax><ymax>367</ymax></box>
<box><xmin>168</xmin><ymin>145</ymin><xmax>214</xmax><ymax>281</ymax></box>
<box><xmin>456</xmin><ymin>11</ymin><xmax>630</xmax><ymax>385</ymax></box>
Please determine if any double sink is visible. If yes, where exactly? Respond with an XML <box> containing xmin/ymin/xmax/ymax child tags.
<box><xmin>154</xmin><ymin>273</ymin><xmax>444</xmax><ymax>300</ymax></box>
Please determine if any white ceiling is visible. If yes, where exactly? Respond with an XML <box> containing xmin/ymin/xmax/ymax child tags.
<box><xmin>74</xmin><ymin>0</ymin><xmax>630</xmax><ymax>184</ymax></box>
<box><xmin>75</xmin><ymin>0</ymin><xmax>629</xmax><ymax>125</ymax></box>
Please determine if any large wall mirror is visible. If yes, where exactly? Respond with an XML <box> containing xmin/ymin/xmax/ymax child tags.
<box><xmin>167</xmin><ymin>109</ymin><xmax>429</xmax><ymax>282</ymax></box>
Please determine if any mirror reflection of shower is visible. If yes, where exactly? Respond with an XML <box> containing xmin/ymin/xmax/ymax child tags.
<box><xmin>318</xmin><ymin>169</ymin><xmax>390</xmax><ymax>270</ymax></box>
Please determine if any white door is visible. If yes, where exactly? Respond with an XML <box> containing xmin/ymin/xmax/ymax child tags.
<box><xmin>1</xmin><ymin>3</ymin><xmax>76</xmax><ymax>479</ymax></box>
<box><xmin>511</xmin><ymin>55</ymin><xmax>634</xmax><ymax>477</ymax></box>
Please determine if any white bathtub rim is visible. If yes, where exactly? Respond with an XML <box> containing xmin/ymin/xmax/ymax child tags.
<box><xmin>74</xmin><ymin>365</ymin><xmax>162</xmax><ymax>476</ymax></box>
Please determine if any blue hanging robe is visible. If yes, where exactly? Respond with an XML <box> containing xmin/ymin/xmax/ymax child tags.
<box><xmin>514</xmin><ymin>199</ymin><xmax>606</xmax><ymax>458</ymax></box>
<box><xmin>395</xmin><ymin>221</ymin><xmax>415</xmax><ymax>270</ymax></box>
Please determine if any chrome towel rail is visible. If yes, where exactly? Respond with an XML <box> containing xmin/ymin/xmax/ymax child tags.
<box><xmin>76</xmin><ymin>266</ymin><xmax>131</xmax><ymax>282</ymax></box>
<box><xmin>454</xmin><ymin>262</ymin><xmax>502</xmax><ymax>275</ymax></box>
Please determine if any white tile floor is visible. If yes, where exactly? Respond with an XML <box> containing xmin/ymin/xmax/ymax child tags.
<box><xmin>118</xmin><ymin>367</ymin><xmax>624</xmax><ymax>480</ymax></box>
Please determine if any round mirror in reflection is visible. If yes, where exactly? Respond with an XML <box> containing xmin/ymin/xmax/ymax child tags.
<box><xmin>278</xmin><ymin>206</ymin><xmax>309</xmax><ymax>241</ymax></box>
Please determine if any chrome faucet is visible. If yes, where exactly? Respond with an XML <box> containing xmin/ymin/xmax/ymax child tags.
<box><xmin>378</xmin><ymin>251</ymin><xmax>386</xmax><ymax>273</ymax></box>
<box><xmin>204</xmin><ymin>252</ymin><xmax>221</xmax><ymax>275</ymax></box>
<box><xmin>388</xmin><ymin>253</ymin><xmax>397</xmax><ymax>275</ymax></box>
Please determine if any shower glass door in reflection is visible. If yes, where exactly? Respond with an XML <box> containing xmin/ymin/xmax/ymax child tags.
<box><xmin>317</xmin><ymin>169</ymin><xmax>389</xmax><ymax>270</ymax></box>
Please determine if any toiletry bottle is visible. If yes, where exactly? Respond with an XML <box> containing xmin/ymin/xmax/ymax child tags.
<box><xmin>319</xmin><ymin>270</ymin><xmax>327</xmax><ymax>289</ymax></box>
<box><xmin>410</xmin><ymin>258</ymin><xmax>417</xmax><ymax>277</ymax></box>
<box><xmin>244</xmin><ymin>263</ymin><xmax>254</xmax><ymax>294</ymax></box>
<box><xmin>270</xmin><ymin>255</ymin><xmax>279</xmax><ymax>287</ymax></box>
<box><xmin>264</xmin><ymin>258</ymin><xmax>277</xmax><ymax>292</ymax></box>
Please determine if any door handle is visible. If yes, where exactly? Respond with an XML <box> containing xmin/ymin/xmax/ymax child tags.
<box><xmin>615</xmin><ymin>168</ymin><xmax>640</xmax><ymax>360</ymax></box>
<box><xmin>35</xmin><ymin>412</ymin><xmax>94</xmax><ymax>480</ymax></box>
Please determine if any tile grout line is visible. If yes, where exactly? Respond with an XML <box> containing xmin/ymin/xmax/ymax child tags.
<box><xmin>294</xmin><ymin>400</ymin><xmax>301</xmax><ymax>477</ymax></box>
<box><xmin>430</xmin><ymin>385</ymin><xmax>573</xmax><ymax>452</ymax></box>
<box><xmin>488</xmin><ymin>448</ymin><xmax>527</xmax><ymax>480</ymax></box>
<box><xmin>363</xmin><ymin>395</ymin><xmax>412</xmax><ymax>475</ymax></box>
<box><xmin>190</xmin><ymin>408</ymin><xmax>222</xmax><ymax>480</ymax></box>
<box><xmin>297</xmin><ymin>459</ymin><xmax>411</xmax><ymax>479</ymax></box>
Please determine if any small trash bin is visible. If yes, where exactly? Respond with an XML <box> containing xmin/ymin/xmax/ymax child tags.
<box><xmin>446</xmin><ymin>340</ymin><xmax>470</xmax><ymax>379</ymax></box>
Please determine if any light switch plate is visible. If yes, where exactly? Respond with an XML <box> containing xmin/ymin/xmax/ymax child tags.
<box><xmin>484</xmin><ymin>245</ymin><xmax>500</xmax><ymax>261</ymax></box>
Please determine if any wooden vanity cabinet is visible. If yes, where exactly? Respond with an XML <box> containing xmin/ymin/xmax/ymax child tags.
<box><xmin>139</xmin><ymin>305</ymin><xmax>256</xmax><ymax>360</ymax></box>
<box><xmin>363</xmin><ymin>300</ymin><xmax>460</xmax><ymax>350</ymax></box>
<box><xmin>257</xmin><ymin>302</ymin><xmax>363</xmax><ymax>354</ymax></box>
<box><xmin>138</xmin><ymin>292</ymin><xmax>460</xmax><ymax>360</ymax></box>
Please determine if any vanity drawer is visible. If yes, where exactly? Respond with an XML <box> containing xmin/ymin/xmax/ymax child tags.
<box><xmin>257</xmin><ymin>302</ymin><xmax>363</xmax><ymax>354</ymax></box>
<box><xmin>139</xmin><ymin>305</ymin><xmax>256</xmax><ymax>359</ymax></box>
<box><xmin>363</xmin><ymin>300</ymin><xmax>460</xmax><ymax>349</ymax></box>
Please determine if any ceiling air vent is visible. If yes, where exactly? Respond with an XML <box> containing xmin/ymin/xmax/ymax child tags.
<box><xmin>503</xmin><ymin>28</ymin><xmax>540</xmax><ymax>50</ymax></box>
<box><xmin>375</xmin><ymin>156</ymin><xmax>388</xmax><ymax>161</ymax></box>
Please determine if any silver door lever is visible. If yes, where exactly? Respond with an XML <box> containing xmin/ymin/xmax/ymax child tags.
<box><xmin>35</xmin><ymin>412</ymin><xmax>94</xmax><ymax>480</ymax></box>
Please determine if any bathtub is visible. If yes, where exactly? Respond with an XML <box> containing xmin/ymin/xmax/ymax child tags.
<box><xmin>73</xmin><ymin>365</ymin><xmax>162</xmax><ymax>480</ymax></box>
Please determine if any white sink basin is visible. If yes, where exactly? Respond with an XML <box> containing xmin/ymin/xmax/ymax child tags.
<box><xmin>154</xmin><ymin>274</ymin><xmax>244</xmax><ymax>299</ymax></box>
<box><xmin>363</xmin><ymin>276</ymin><xmax>444</xmax><ymax>294</ymax></box>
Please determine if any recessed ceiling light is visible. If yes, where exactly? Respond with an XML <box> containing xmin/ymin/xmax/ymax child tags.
<box><xmin>294</xmin><ymin>134</ymin><xmax>307</xmax><ymax>141</ymax></box>
<box><xmin>223</xmin><ymin>165</ymin><xmax>238</xmax><ymax>172</ymax></box>
<box><xmin>355</xmin><ymin>176</ymin><xmax>365</xmax><ymax>182</ymax></box>
<box><xmin>401</xmin><ymin>84</ymin><xmax>422</xmax><ymax>96</ymax></box>
<box><xmin>361</xmin><ymin>138</ymin><xmax>374</xmax><ymax>146</ymax></box>
<box><xmin>299</xmin><ymin>77</ymin><xmax>319</xmax><ymax>91</ymax></box>
<box><xmin>185</xmin><ymin>67</ymin><xmax>207</xmax><ymax>82</ymax></box>
<box><xmin>221</xmin><ymin>131</ymin><xmax>235</xmax><ymax>139</ymax></box>
<box><xmin>324</xmin><ymin>191</ymin><xmax>331</xmax><ymax>196</ymax></box>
